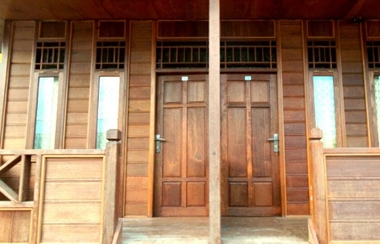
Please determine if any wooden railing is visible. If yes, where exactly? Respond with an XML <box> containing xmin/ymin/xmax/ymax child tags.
<box><xmin>0</xmin><ymin>130</ymin><xmax>121</xmax><ymax>244</ymax></box>
<box><xmin>309</xmin><ymin>128</ymin><xmax>380</xmax><ymax>244</ymax></box>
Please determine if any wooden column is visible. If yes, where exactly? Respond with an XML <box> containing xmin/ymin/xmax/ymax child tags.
<box><xmin>309</xmin><ymin>128</ymin><xmax>328</xmax><ymax>244</ymax></box>
<box><xmin>103</xmin><ymin>129</ymin><xmax>121</xmax><ymax>244</ymax></box>
<box><xmin>209</xmin><ymin>0</ymin><xmax>221</xmax><ymax>243</ymax></box>
<box><xmin>0</xmin><ymin>21</ymin><xmax>11</xmax><ymax>148</ymax></box>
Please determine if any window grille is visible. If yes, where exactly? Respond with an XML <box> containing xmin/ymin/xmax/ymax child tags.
<box><xmin>367</xmin><ymin>41</ymin><xmax>380</xmax><ymax>69</ymax></box>
<box><xmin>156</xmin><ymin>41</ymin><xmax>277</xmax><ymax>69</ymax></box>
<box><xmin>220</xmin><ymin>41</ymin><xmax>276</xmax><ymax>68</ymax></box>
<box><xmin>307</xmin><ymin>41</ymin><xmax>337</xmax><ymax>69</ymax></box>
<box><xmin>35</xmin><ymin>42</ymin><xmax>65</xmax><ymax>70</ymax></box>
<box><xmin>156</xmin><ymin>41</ymin><xmax>208</xmax><ymax>69</ymax></box>
<box><xmin>96</xmin><ymin>41</ymin><xmax>126</xmax><ymax>70</ymax></box>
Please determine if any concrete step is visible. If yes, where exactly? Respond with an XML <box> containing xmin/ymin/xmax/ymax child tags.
<box><xmin>121</xmin><ymin>217</ymin><xmax>309</xmax><ymax>243</ymax></box>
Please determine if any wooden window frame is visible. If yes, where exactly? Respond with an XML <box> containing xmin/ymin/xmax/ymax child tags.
<box><xmin>26</xmin><ymin>72</ymin><xmax>66</xmax><ymax>149</ymax></box>
<box><xmin>307</xmin><ymin>71</ymin><xmax>345</xmax><ymax>147</ymax></box>
<box><xmin>368</xmin><ymin>71</ymin><xmax>380</xmax><ymax>147</ymax></box>
<box><xmin>88</xmin><ymin>72</ymin><xmax>125</xmax><ymax>149</ymax></box>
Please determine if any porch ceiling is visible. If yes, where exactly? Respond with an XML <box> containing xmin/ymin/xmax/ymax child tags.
<box><xmin>0</xmin><ymin>0</ymin><xmax>379</xmax><ymax>21</ymax></box>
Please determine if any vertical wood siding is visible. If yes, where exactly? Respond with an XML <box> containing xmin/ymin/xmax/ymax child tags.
<box><xmin>0</xmin><ymin>211</ymin><xmax>30</xmax><ymax>242</ymax></box>
<box><xmin>3</xmin><ymin>21</ymin><xmax>35</xmax><ymax>149</ymax></box>
<box><xmin>279</xmin><ymin>21</ymin><xmax>310</xmax><ymax>215</ymax></box>
<box><xmin>124</xmin><ymin>21</ymin><xmax>153</xmax><ymax>216</ymax></box>
<box><xmin>64</xmin><ymin>21</ymin><xmax>93</xmax><ymax>149</ymax></box>
<box><xmin>339</xmin><ymin>21</ymin><xmax>368</xmax><ymax>147</ymax></box>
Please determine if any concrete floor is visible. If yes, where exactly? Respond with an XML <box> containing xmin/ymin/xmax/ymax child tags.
<box><xmin>121</xmin><ymin>217</ymin><xmax>309</xmax><ymax>243</ymax></box>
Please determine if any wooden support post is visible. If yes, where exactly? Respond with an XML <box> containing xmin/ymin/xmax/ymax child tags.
<box><xmin>309</xmin><ymin>128</ymin><xmax>328</xmax><ymax>244</ymax></box>
<box><xmin>103</xmin><ymin>129</ymin><xmax>121</xmax><ymax>244</ymax></box>
<box><xmin>18</xmin><ymin>155</ymin><xmax>31</xmax><ymax>201</ymax></box>
<box><xmin>209</xmin><ymin>0</ymin><xmax>221</xmax><ymax>243</ymax></box>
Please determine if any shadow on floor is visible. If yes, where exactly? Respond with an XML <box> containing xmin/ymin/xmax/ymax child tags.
<box><xmin>122</xmin><ymin>216</ymin><xmax>309</xmax><ymax>243</ymax></box>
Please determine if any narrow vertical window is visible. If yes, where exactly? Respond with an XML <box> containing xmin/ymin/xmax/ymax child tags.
<box><xmin>34</xmin><ymin>77</ymin><xmax>59</xmax><ymax>149</ymax></box>
<box><xmin>374</xmin><ymin>76</ymin><xmax>380</xmax><ymax>145</ymax></box>
<box><xmin>96</xmin><ymin>76</ymin><xmax>120</xmax><ymax>149</ymax></box>
<box><xmin>313</xmin><ymin>76</ymin><xmax>337</xmax><ymax>148</ymax></box>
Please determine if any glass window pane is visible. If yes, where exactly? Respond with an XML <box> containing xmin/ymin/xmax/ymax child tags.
<box><xmin>313</xmin><ymin>76</ymin><xmax>337</xmax><ymax>148</ymax></box>
<box><xmin>96</xmin><ymin>76</ymin><xmax>120</xmax><ymax>149</ymax></box>
<box><xmin>374</xmin><ymin>76</ymin><xmax>380</xmax><ymax>145</ymax></box>
<box><xmin>34</xmin><ymin>77</ymin><xmax>59</xmax><ymax>149</ymax></box>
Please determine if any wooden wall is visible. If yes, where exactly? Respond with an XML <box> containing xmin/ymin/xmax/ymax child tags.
<box><xmin>326</xmin><ymin>154</ymin><xmax>380</xmax><ymax>241</ymax></box>
<box><xmin>39</xmin><ymin>156</ymin><xmax>104</xmax><ymax>243</ymax></box>
<box><xmin>0</xmin><ymin>19</ymin><xmax>379</xmax><ymax>218</ymax></box>
<box><xmin>2</xmin><ymin>21</ymin><xmax>34</xmax><ymax>149</ymax></box>
<box><xmin>124</xmin><ymin>21</ymin><xmax>153</xmax><ymax>216</ymax></box>
<box><xmin>64</xmin><ymin>21</ymin><xmax>93</xmax><ymax>149</ymax></box>
<box><xmin>279</xmin><ymin>21</ymin><xmax>309</xmax><ymax>215</ymax></box>
<box><xmin>0</xmin><ymin>210</ymin><xmax>30</xmax><ymax>243</ymax></box>
<box><xmin>339</xmin><ymin>21</ymin><xmax>368</xmax><ymax>147</ymax></box>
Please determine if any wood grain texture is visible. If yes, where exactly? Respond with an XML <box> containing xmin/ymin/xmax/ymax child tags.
<box><xmin>124</xmin><ymin>21</ymin><xmax>152</xmax><ymax>216</ymax></box>
<box><xmin>65</xmin><ymin>21</ymin><xmax>93</xmax><ymax>149</ymax></box>
<box><xmin>279</xmin><ymin>20</ymin><xmax>309</xmax><ymax>215</ymax></box>
<box><xmin>39</xmin><ymin>156</ymin><xmax>104</xmax><ymax>243</ymax></box>
<box><xmin>2</xmin><ymin>22</ymin><xmax>34</xmax><ymax>150</ymax></box>
<box><xmin>154</xmin><ymin>75</ymin><xmax>208</xmax><ymax>217</ymax></box>
<box><xmin>339</xmin><ymin>20</ymin><xmax>368</xmax><ymax>147</ymax></box>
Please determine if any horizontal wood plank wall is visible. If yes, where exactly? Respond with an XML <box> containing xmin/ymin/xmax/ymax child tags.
<box><xmin>339</xmin><ymin>21</ymin><xmax>368</xmax><ymax>147</ymax></box>
<box><xmin>279</xmin><ymin>20</ymin><xmax>309</xmax><ymax>215</ymax></box>
<box><xmin>326</xmin><ymin>155</ymin><xmax>380</xmax><ymax>241</ymax></box>
<box><xmin>65</xmin><ymin>21</ymin><xmax>93</xmax><ymax>149</ymax></box>
<box><xmin>39</xmin><ymin>156</ymin><xmax>104</xmax><ymax>243</ymax></box>
<box><xmin>3</xmin><ymin>21</ymin><xmax>35</xmax><ymax>149</ymax></box>
<box><xmin>124</xmin><ymin>21</ymin><xmax>152</xmax><ymax>216</ymax></box>
<box><xmin>0</xmin><ymin>210</ymin><xmax>31</xmax><ymax>243</ymax></box>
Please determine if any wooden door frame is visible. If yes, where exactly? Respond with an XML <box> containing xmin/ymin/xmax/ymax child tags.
<box><xmin>147</xmin><ymin>71</ymin><xmax>287</xmax><ymax>217</ymax></box>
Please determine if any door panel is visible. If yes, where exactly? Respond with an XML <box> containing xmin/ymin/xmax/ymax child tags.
<box><xmin>155</xmin><ymin>75</ymin><xmax>208</xmax><ymax>217</ymax></box>
<box><xmin>222</xmin><ymin>74</ymin><xmax>280</xmax><ymax>216</ymax></box>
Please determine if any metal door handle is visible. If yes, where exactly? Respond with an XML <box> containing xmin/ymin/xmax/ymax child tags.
<box><xmin>268</xmin><ymin>133</ymin><xmax>279</xmax><ymax>153</ymax></box>
<box><xmin>155</xmin><ymin>134</ymin><xmax>166</xmax><ymax>153</ymax></box>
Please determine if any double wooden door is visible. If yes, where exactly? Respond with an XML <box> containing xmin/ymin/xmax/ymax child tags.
<box><xmin>154</xmin><ymin>74</ymin><xmax>280</xmax><ymax>217</ymax></box>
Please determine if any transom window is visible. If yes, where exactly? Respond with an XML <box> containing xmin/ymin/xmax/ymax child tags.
<box><xmin>367</xmin><ymin>41</ymin><xmax>380</xmax><ymax>69</ymax></box>
<box><xmin>95</xmin><ymin>41</ymin><xmax>125</xmax><ymax>70</ymax></box>
<box><xmin>307</xmin><ymin>41</ymin><xmax>337</xmax><ymax>69</ymax></box>
<box><xmin>156</xmin><ymin>41</ymin><xmax>277</xmax><ymax>69</ymax></box>
<box><xmin>35</xmin><ymin>42</ymin><xmax>65</xmax><ymax>70</ymax></box>
<box><xmin>220</xmin><ymin>41</ymin><xmax>276</xmax><ymax>69</ymax></box>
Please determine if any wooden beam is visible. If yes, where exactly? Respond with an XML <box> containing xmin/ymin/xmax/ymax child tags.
<box><xmin>209</xmin><ymin>0</ymin><xmax>221</xmax><ymax>243</ymax></box>
<box><xmin>0</xmin><ymin>179</ymin><xmax>19</xmax><ymax>202</ymax></box>
<box><xmin>344</xmin><ymin>0</ymin><xmax>367</xmax><ymax>19</ymax></box>
<box><xmin>18</xmin><ymin>155</ymin><xmax>31</xmax><ymax>202</ymax></box>
<box><xmin>0</xmin><ymin>21</ymin><xmax>11</xmax><ymax>149</ymax></box>
<box><xmin>0</xmin><ymin>154</ymin><xmax>22</xmax><ymax>177</ymax></box>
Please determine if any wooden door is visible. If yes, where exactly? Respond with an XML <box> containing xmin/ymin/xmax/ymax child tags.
<box><xmin>154</xmin><ymin>75</ymin><xmax>208</xmax><ymax>217</ymax></box>
<box><xmin>221</xmin><ymin>74</ymin><xmax>281</xmax><ymax>216</ymax></box>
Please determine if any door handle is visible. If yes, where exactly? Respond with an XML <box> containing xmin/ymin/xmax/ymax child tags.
<box><xmin>268</xmin><ymin>133</ymin><xmax>279</xmax><ymax>153</ymax></box>
<box><xmin>155</xmin><ymin>134</ymin><xmax>166</xmax><ymax>153</ymax></box>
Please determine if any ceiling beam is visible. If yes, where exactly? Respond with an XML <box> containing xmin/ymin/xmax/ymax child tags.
<box><xmin>344</xmin><ymin>0</ymin><xmax>367</xmax><ymax>19</ymax></box>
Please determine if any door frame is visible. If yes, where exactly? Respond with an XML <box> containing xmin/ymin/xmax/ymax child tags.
<box><xmin>146</xmin><ymin>71</ymin><xmax>286</xmax><ymax>217</ymax></box>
